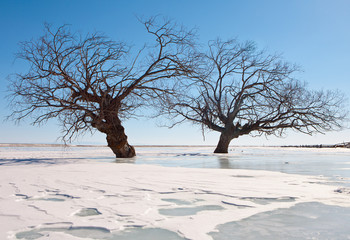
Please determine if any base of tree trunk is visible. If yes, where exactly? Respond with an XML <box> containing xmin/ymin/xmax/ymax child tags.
<box><xmin>214</xmin><ymin>134</ymin><xmax>231</xmax><ymax>153</ymax></box>
<box><xmin>214</xmin><ymin>147</ymin><xmax>229</xmax><ymax>154</ymax></box>
<box><xmin>106</xmin><ymin>134</ymin><xmax>136</xmax><ymax>158</ymax></box>
<box><xmin>110</xmin><ymin>142</ymin><xmax>136</xmax><ymax>158</ymax></box>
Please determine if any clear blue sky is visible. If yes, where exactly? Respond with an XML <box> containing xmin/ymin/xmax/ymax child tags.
<box><xmin>1</xmin><ymin>0</ymin><xmax>349</xmax><ymax>146</ymax></box>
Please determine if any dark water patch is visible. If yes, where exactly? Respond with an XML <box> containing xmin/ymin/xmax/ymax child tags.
<box><xmin>209</xmin><ymin>202</ymin><xmax>350</xmax><ymax>240</ymax></box>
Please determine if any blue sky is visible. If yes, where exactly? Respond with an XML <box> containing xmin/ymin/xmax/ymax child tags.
<box><xmin>0</xmin><ymin>0</ymin><xmax>349</xmax><ymax>146</ymax></box>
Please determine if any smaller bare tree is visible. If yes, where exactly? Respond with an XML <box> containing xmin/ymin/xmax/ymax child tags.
<box><xmin>161</xmin><ymin>39</ymin><xmax>347</xmax><ymax>153</ymax></box>
<box><xmin>7</xmin><ymin>18</ymin><xmax>198</xmax><ymax>158</ymax></box>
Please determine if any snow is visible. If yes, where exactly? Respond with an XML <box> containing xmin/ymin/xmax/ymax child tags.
<box><xmin>0</xmin><ymin>146</ymin><xmax>350</xmax><ymax>240</ymax></box>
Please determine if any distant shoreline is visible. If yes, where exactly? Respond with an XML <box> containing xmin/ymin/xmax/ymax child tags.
<box><xmin>1</xmin><ymin>143</ymin><xmax>349</xmax><ymax>148</ymax></box>
<box><xmin>0</xmin><ymin>143</ymin><xmax>217</xmax><ymax>148</ymax></box>
<box><xmin>281</xmin><ymin>142</ymin><xmax>350</xmax><ymax>149</ymax></box>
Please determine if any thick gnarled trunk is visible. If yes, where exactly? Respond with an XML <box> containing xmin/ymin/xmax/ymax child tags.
<box><xmin>105</xmin><ymin>123</ymin><xmax>135</xmax><ymax>158</ymax></box>
<box><xmin>93</xmin><ymin>115</ymin><xmax>136</xmax><ymax>158</ymax></box>
<box><xmin>214</xmin><ymin>133</ymin><xmax>232</xmax><ymax>153</ymax></box>
<box><xmin>106</xmin><ymin>130</ymin><xmax>135</xmax><ymax>158</ymax></box>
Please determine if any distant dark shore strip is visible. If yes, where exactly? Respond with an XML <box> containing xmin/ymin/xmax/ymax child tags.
<box><xmin>281</xmin><ymin>142</ymin><xmax>350</xmax><ymax>148</ymax></box>
<box><xmin>1</xmin><ymin>143</ymin><xmax>349</xmax><ymax>148</ymax></box>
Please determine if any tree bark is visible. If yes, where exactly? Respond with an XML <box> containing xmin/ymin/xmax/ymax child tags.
<box><xmin>214</xmin><ymin>133</ymin><xmax>232</xmax><ymax>153</ymax></box>
<box><xmin>95</xmin><ymin>115</ymin><xmax>136</xmax><ymax>158</ymax></box>
<box><xmin>105</xmin><ymin>124</ymin><xmax>136</xmax><ymax>158</ymax></box>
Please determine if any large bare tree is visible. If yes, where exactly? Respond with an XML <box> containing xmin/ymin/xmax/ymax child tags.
<box><xmin>162</xmin><ymin>39</ymin><xmax>347</xmax><ymax>153</ymax></box>
<box><xmin>7</xmin><ymin>18</ymin><xmax>198</xmax><ymax>158</ymax></box>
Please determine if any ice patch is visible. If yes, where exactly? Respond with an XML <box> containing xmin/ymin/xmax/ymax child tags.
<box><xmin>159</xmin><ymin>205</ymin><xmax>224</xmax><ymax>216</ymax></box>
<box><xmin>15</xmin><ymin>226</ymin><xmax>184</xmax><ymax>240</ymax></box>
<box><xmin>241</xmin><ymin>196</ymin><xmax>297</xmax><ymax>205</ymax></box>
<box><xmin>16</xmin><ymin>226</ymin><xmax>110</xmax><ymax>239</ymax></box>
<box><xmin>74</xmin><ymin>208</ymin><xmax>102</xmax><ymax>217</ymax></box>
<box><xmin>1</xmin><ymin>146</ymin><xmax>350</xmax><ymax>240</ymax></box>
<box><xmin>112</xmin><ymin>228</ymin><xmax>184</xmax><ymax>240</ymax></box>
<box><xmin>209</xmin><ymin>202</ymin><xmax>350</xmax><ymax>240</ymax></box>
<box><xmin>162</xmin><ymin>198</ymin><xmax>192</xmax><ymax>205</ymax></box>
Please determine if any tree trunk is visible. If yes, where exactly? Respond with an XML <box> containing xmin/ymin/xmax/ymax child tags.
<box><xmin>105</xmin><ymin>125</ymin><xmax>136</xmax><ymax>158</ymax></box>
<box><xmin>97</xmin><ymin>116</ymin><xmax>136</xmax><ymax>158</ymax></box>
<box><xmin>214</xmin><ymin>133</ymin><xmax>232</xmax><ymax>153</ymax></box>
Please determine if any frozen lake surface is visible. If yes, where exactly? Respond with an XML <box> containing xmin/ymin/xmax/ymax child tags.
<box><xmin>0</xmin><ymin>145</ymin><xmax>350</xmax><ymax>239</ymax></box>
<box><xmin>127</xmin><ymin>146</ymin><xmax>350</xmax><ymax>185</ymax></box>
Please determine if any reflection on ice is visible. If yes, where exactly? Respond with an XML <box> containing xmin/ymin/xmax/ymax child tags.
<box><xmin>210</xmin><ymin>202</ymin><xmax>350</xmax><ymax>240</ymax></box>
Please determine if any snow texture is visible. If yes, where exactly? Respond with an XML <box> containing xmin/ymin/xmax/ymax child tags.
<box><xmin>0</xmin><ymin>146</ymin><xmax>350</xmax><ymax>240</ymax></box>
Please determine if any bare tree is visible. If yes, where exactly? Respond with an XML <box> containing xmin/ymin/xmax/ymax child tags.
<box><xmin>162</xmin><ymin>39</ymin><xmax>347</xmax><ymax>153</ymax></box>
<box><xmin>7</xmin><ymin>18</ymin><xmax>198</xmax><ymax>158</ymax></box>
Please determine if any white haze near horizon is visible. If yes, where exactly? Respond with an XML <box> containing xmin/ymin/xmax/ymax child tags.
<box><xmin>0</xmin><ymin>146</ymin><xmax>350</xmax><ymax>240</ymax></box>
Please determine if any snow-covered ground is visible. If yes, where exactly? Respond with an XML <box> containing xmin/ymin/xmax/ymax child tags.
<box><xmin>0</xmin><ymin>146</ymin><xmax>349</xmax><ymax>239</ymax></box>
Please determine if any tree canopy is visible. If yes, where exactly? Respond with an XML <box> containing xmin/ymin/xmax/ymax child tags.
<box><xmin>8</xmin><ymin>19</ymin><xmax>347</xmax><ymax>156</ymax></box>
<box><xmin>160</xmin><ymin>39</ymin><xmax>347</xmax><ymax>153</ymax></box>
<box><xmin>7</xmin><ymin>18</ymin><xmax>199</xmax><ymax>157</ymax></box>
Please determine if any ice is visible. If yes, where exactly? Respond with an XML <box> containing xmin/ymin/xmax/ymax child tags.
<box><xmin>16</xmin><ymin>226</ymin><xmax>184</xmax><ymax>240</ymax></box>
<box><xmin>15</xmin><ymin>231</ymin><xmax>44</xmax><ymax>240</ymax></box>
<box><xmin>159</xmin><ymin>205</ymin><xmax>224</xmax><ymax>216</ymax></box>
<box><xmin>1</xmin><ymin>145</ymin><xmax>350</xmax><ymax>240</ymax></box>
<box><xmin>111</xmin><ymin>228</ymin><xmax>184</xmax><ymax>240</ymax></box>
<box><xmin>162</xmin><ymin>198</ymin><xmax>193</xmax><ymax>205</ymax></box>
<box><xmin>240</xmin><ymin>196</ymin><xmax>297</xmax><ymax>205</ymax></box>
<box><xmin>74</xmin><ymin>208</ymin><xmax>102</xmax><ymax>217</ymax></box>
<box><xmin>209</xmin><ymin>202</ymin><xmax>350</xmax><ymax>240</ymax></box>
<box><xmin>16</xmin><ymin>226</ymin><xmax>111</xmax><ymax>239</ymax></box>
